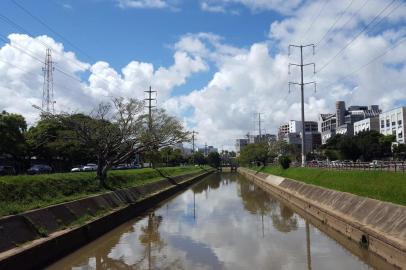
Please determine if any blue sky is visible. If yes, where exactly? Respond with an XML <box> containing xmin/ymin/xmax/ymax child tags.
<box><xmin>0</xmin><ymin>0</ymin><xmax>280</xmax><ymax>90</ymax></box>
<box><xmin>0</xmin><ymin>0</ymin><xmax>405</xmax><ymax>149</ymax></box>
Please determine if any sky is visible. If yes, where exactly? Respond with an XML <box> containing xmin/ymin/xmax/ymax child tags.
<box><xmin>0</xmin><ymin>0</ymin><xmax>405</xmax><ymax>150</ymax></box>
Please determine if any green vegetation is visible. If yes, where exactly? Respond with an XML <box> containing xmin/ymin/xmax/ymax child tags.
<box><xmin>322</xmin><ymin>131</ymin><xmax>395</xmax><ymax>161</ymax></box>
<box><xmin>278</xmin><ymin>156</ymin><xmax>291</xmax><ymax>169</ymax></box>
<box><xmin>0</xmin><ymin>166</ymin><xmax>204</xmax><ymax>217</ymax></box>
<box><xmin>258</xmin><ymin>166</ymin><xmax>406</xmax><ymax>206</ymax></box>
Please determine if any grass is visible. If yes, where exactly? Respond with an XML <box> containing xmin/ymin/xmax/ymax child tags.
<box><xmin>256</xmin><ymin>166</ymin><xmax>406</xmax><ymax>206</ymax></box>
<box><xmin>0</xmin><ymin>166</ymin><xmax>207</xmax><ymax>217</ymax></box>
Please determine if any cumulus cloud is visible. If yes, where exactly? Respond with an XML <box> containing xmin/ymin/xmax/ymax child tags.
<box><xmin>1</xmin><ymin>0</ymin><xmax>406</xmax><ymax>151</ymax></box>
<box><xmin>0</xmin><ymin>33</ymin><xmax>207</xmax><ymax>124</ymax></box>
<box><xmin>164</xmin><ymin>1</ymin><xmax>406</xmax><ymax>149</ymax></box>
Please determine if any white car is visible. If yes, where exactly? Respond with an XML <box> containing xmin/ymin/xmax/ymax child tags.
<box><xmin>82</xmin><ymin>163</ymin><xmax>98</xmax><ymax>171</ymax></box>
<box><xmin>70</xmin><ymin>165</ymin><xmax>84</xmax><ymax>172</ymax></box>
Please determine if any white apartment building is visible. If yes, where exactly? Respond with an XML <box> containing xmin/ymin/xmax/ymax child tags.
<box><xmin>288</xmin><ymin>120</ymin><xmax>318</xmax><ymax>134</ymax></box>
<box><xmin>379</xmin><ymin>107</ymin><xmax>406</xmax><ymax>144</ymax></box>
<box><xmin>354</xmin><ymin>117</ymin><xmax>379</xmax><ymax>135</ymax></box>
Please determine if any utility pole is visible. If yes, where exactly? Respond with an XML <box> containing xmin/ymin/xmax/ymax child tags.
<box><xmin>191</xmin><ymin>130</ymin><xmax>198</xmax><ymax>165</ymax></box>
<box><xmin>144</xmin><ymin>86</ymin><xmax>157</xmax><ymax>131</ymax></box>
<box><xmin>258</xmin><ymin>113</ymin><xmax>262</xmax><ymax>138</ymax></box>
<box><xmin>191</xmin><ymin>130</ymin><xmax>198</xmax><ymax>153</ymax></box>
<box><xmin>42</xmin><ymin>48</ymin><xmax>55</xmax><ymax>114</ymax></box>
<box><xmin>288</xmin><ymin>44</ymin><xmax>316</xmax><ymax>167</ymax></box>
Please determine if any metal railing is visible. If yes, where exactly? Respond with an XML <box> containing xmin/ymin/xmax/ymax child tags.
<box><xmin>304</xmin><ymin>161</ymin><xmax>406</xmax><ymax>173</ymax></box>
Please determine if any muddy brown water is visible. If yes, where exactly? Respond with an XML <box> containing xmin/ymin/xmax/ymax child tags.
<box><xmin>46</xmin><ymin>173</ymin><xmax>397</xmax><ymax>270</ymax></box>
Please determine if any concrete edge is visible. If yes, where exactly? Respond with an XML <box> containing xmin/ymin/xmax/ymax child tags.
<box><xmin>0</xmin><ymin>170</ymin><xmax>214</xmax><ymax>270</ymax></box>
<box><xmin>238</xmin><ymin>167</ymin><xmax>406</xmax><ymax>269</ymax></box>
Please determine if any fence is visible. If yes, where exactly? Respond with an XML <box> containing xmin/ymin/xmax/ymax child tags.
<box><xmin>305</xmin><ymin>161</ymin><xmax>406</xmax><ymax>173</ymax></box>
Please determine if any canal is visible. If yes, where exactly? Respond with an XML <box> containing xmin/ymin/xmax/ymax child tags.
<box><xmin>46</xmin><ymin>173</ymin><xmax>395</xmax><ymax>270</ymax></box>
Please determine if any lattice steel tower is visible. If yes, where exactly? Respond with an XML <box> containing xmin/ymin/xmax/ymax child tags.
<box><xmin>42</xmin><ymin>48</ymin><xmax>55</xmax><ymax>113</ymax></box>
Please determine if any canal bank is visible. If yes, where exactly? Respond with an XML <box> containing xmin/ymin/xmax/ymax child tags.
<box><xmin>238</xmin><ymin>167</ymin><xmax>406</xmax><ymax>269</ymax></box>
<box><xmin>0</xmin><ymin>169</ymin><xmax>213</xmax><ymax>270</ymax></box>
<box><xmin>45</xmin><ymin>173</ymin><xmax>393</xmax><ymax>270</ymax></box>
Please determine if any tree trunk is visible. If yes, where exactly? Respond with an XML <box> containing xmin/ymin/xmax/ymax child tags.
<box><xmin>96</xmin><ymin>157</ymin><xmax>108</xmax><ymax>189</ymax></box>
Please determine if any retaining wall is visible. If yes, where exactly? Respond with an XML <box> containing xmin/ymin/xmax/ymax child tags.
<box><xmin>238</xmin><ymin>167</ymin><xmax>406</xmax><ymax>269</ymax></box>
<box><xmin>0</xmin><ymin>170</ymin><xmax>213</xmax><ymax>270</ymax></box>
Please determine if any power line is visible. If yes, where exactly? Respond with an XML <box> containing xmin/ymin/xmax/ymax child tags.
<box><xmin>0</xmin><ymin>11</ymin><xmax>114</xmax><ymax>87</ymax></box>
<box><xmin>317</xmin><ymin>0</ymin><xmax>397</xmax><ymax>73</ymax></box>
<box><xmin>316</xmin><ymin>0</ymin><xmax>356</xmax><ymax>46</ymax></box>
<box><xmin>10</xmin><ymin>0</ymin><xmax>96</xmax><ymax>62</ymax></box>
<box><xmin>364</xmin><ymin>0</ymin><xmax>403</xmax><ymax>36</ymax></box>
<box><xmin>321</xmin><ymin>35</ymin><xmax>406</xmax><ymax>90</ymax></box>
<box><xmin>316</xmin><ymin>0</ymin><xmax>370</xmax><ymax>53</ymax></box>
<box><xmin>300</xmin><ymin>0</ymin><xmax>330</xmax><ymax>43</ymax></box>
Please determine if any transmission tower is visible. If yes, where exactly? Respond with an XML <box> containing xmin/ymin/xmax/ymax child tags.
<box><xmin>288</xmin><ymin>44</ymin><xmax>316</xmax><ymax>167</ymax></box>
<box><xmin>144</xmin><ymin>86</ymin><xmax>157</xmax><ymax>131</ymax></box>
<box><xmin>42</xmin><ymin>48</ymin><xmax>55</xmax><ymax>113</ymax></box>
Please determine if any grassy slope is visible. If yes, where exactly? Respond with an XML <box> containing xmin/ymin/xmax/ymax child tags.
<box><xmin>0</xmin><ymin>166</ymin><xmax>206</xmax><ymax>217</ymax></box>
<box><xmin>258</xmin><ymin>166</ymin><xmax>406</xmax><ymax>206</ymax></box>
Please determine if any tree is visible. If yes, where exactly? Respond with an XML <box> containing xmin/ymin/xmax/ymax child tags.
<box><xmin>207</xmin><ymin>152</ymin><xmax>221</xmax><ymax>168</ymax></box>
<box><xmin>393</xmin><ymin>144</ymin><xmax>406</xmax><ymax>160</ymax></box>
<box><xmin>0</xmin><ymin>111</ymin><xmax>27</xmax><ymax>163</ymax></box>
<box><xmin>239</xmin><ymin>143</ymin><xmax>269</xmax><ymax>166</ymax></box>
<box><xmin>54</xmin><ymin>97</ymin><xmax>189</xmax><ymax>188</ymax></box>
<box><xmin>26</xmin><ymin>117</ymin><xmax>92</xmax><ymax>169</ymax></box>
<box><xmin>192</xmin><ymin>151</ymin><xmax>206</xmax><ymax>165</ymax></box>
<box><xmin>159</xmin><ymin>147</ymin><xmax>184</xmax><ymax>166</ymax></box>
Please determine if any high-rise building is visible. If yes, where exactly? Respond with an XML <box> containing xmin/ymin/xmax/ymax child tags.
<box><xmin>278</xmin><ymin>120</ymin><xmax>321</xmax><ymax>153</ymax></box>
<box><xmin>235</xmin><ymin>139</ymin><xmax>248</xmax><ymax>154</ymax></box>
<box><xmin>319</xmin><ymin>102</ymin><xmax>381</xmax><ymax>144</ymax></box>
<box><xmin>379</xmin><ymin>107</ymin><xmax>406</xmax><ymax>144</ymax></box>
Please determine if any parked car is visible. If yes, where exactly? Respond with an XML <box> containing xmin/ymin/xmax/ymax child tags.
<box><xmin>71</xmin><ymin>165</ymin><xmax>85</xmax><ymax>172</ymax></box>
<box><xmin>82</xmin><ymin>163</ymin><xmax>98</xmax><ymax>171</ymax></box>
<box><xmin>369</xmin><ymin>160</ymin><xmax>384</xmax><ymax>168</ymax></box>
<box><xmin>112</xmin><ymin>164</ymin><xmax>128</xmax><ymax>170</ymax></box>
<box><xmin>27</xmin><ymin>164</ymin><xmax>53</xmax><ymax>175</ymax></box>
<box><xmin>0</xmin><ymin>165</ymin><xmax>16</xmax><ymax>176</ymax></box>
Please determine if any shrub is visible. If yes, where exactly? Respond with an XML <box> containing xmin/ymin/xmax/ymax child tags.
<box><xmin>278</xmin><ymin>156</ymin><xmax>291</xmax><ymax>169</ymax></box>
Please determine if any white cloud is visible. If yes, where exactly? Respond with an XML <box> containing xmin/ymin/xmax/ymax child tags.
<box><xmin>117</xmin><ymin>0</ymin><xmax>171</xmax><ymax>9</ymax></box>
<box><xmin>1</xmin><ymin>0</ymin><xmax>406</xmax><ymax>151</ymax></box>
<box><xmin>164</xmin><ymin>1</ymin><xmax>406</xmax><ymax>150</ymax></box>
<box><xmin>200</xmin><ymin>1</ymin><xmax>226</xmax><ymax>13</ymax></box>
<box><xmin>200</xmin><ymin>0</ymin><xmax>303</xmax><ymax>14</ymax></box>
<box><xmin>0</xmin><ymin>33</ymin><xmax>207</xmax><ymax>124</ymax></box>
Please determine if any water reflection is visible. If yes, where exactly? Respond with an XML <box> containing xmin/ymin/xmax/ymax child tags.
<box><xmin>47</xmin><ymin>173</ymin><xmax>393</xmax><ymax>270</ymax></box>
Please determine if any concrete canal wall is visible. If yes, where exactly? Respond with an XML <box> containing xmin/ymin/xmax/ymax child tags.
<box><xmin>238</xmin><ymin>167</ymin><xmax>406</xmax><ymax>269</ymax></box>
<box><xmin>0</xmin><ymin>170</ymin><xmax>213</xmax><ymax>270</ymax></box>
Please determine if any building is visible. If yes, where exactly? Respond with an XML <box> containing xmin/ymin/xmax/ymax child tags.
<box><xmin>379</xmin><ymin>107</ymin><xmax>406</xmax><ymax>144</ymax></box>
<box><xmin>278</xmin><ymin>123</ymin><xmax>289</xmax><ymax>139</ymax></box>
<box><xmin>198</xmin><ymin>145</ymin><xmax>218</xmax><ymax>156</ymax></box>
<box><xmin>235</xmin><ymin>139</ymin><xmax>248</xmax><ymax>154</ymax></box>
<box><xmin>284</xmin><ymin>132</ymin><xmax>321</xmax><ymax>153</ymax></box>
<box><xmin>288</xmin><ymin>120</ymin><xmax>318</xmax><ymax>134</ymax></box>
<box><xmin>319</xmin><ymin>101</ymin><xmax>381</xmax><ymax>144</ymax></box>
<box><xmin>319</xmin><ymin>113</ymin><xmax>336</xmax><ymax>144</ymax></box>
<box><xmin>354</xmin><ymin>117</ymin><xmax>380</xmax><ymax>135</ymax></box>
<box><xmin>279</xmin><ymin>120</ymin><xmax>321</xmax><ymax>153</ymax></box>
<box><xmin>256</xmin><ymin>134</ymin><xmax>277</xmax><ymax>144</ymax></box>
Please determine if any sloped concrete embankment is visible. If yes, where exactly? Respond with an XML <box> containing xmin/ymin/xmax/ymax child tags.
<box><xmin>238</xmin><ymin>167</ymin><xmax>406</xmax><ymax>269</ymax></box>
<box><xmin>0</xmin><ymin>170</ymin><xmax>213</xmax><ymax>270</ymax></box>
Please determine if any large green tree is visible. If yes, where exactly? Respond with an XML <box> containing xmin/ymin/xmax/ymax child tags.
<box><xmin>239</xmin><ymin>142</ymin><xmax>269</xmax><ymax>166</ymax></box>
<box><xmin>207</xmin><ymin>152</ymin><xmax>221</xmax><ymax>168</ymax></box>
<box><xmin>323</xmin><ymin>131</ymin><xmax>395</xmax><ymax>161</ymax></box>
<box><xmin>0</xmin><ymin>111</ymin><xmax>27</xmax><ymax>169</ymax></box>
<box><xmin>54</xmin><ymin>98</ymin><xmax>189</xmax><ymax>187</ymax></box>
